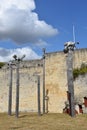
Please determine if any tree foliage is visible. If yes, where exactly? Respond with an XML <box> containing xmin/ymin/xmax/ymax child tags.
<box><xmin>73</xmin><ymin>63</ymin><xmax>87</xmax><ymax>79</ymax></box>
<box><xmin>0</xmin><ymin>62</ymin><xmax>5</xmax><ymax>68</ymax></box>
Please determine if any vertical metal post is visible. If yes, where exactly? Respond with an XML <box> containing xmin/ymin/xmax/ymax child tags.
<box><xmin>42</xmin><ymin>48</ymin><xmax>46</xmax><ymax>114</ymax></box>
<box><xmin>67</xmin><ymin>50</ymin><xmax>75</xmax><ymax>117</ymax></box>
<box><xmin>13</xmin><ymin>54</ymin><xmax>25</xmax><ymax>118</ymax></box>
<box><xmin>8</xmin><ymin>64</ymin><xmax>13</xmax><ymax>115</ymax></box>
<box><xmin>45</xmin><ymin>89</ymin><xmax>49</xmax><ymax>113</ymax></box>
<box><xmin>37</xmin><ymin>75</ymin><xmax>41</xmax><ymax>116</ymax></box>
<box><xmin>15</xmin><ymin>62</ymin><xmax>19</xmax><ymax>118</ymax></box>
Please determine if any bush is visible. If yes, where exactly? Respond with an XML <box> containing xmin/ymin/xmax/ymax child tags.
<box><xmin>73</xmin><ymin>63</ymin><xmax>87</xmax><ymax>79</ymax></box>
<box><xmin>73</xmin><ymin>68</ymin><xmax>79</xmax><ymax>79</ymax></box>
<box><xmin>0</xmin><ymin>62</ymin><xmax>5</xmax><ymax>68</ymax></box>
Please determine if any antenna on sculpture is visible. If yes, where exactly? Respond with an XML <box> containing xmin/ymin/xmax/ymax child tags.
<box><xmin>73</xmin><ymin>25</ymin><xmax>75</xmax><ymax>43</ymax></box>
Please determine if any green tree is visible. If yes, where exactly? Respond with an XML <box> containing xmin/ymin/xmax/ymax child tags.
<box><xmin>0</xmin><ymin>62</ymin><xmax>5</xmax><ymax>68</ymax></box>
<box><xmin>73</xmin><ymin>63</ymin><xmax>87</xmax><ymax>79</ymax></box>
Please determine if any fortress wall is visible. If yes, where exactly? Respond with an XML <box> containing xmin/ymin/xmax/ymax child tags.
<box><xmin>45</xmin><ymin>52</ymin><xmax>67</xmax><ymax>113</ymax></box>
<box><xmin>0</xmin><ymin>69</ymin><xmax>9</xmax><ymax>112</ymax></box>
<box><xmin>74</xmin><ymin>74</ymin><xmax>87</xmax><ymax>104</ymax></box>
<box><xmin>73</xmin><ymin>49</ymin><xmax>87</xmax><ymax>68</ymax></box>
<box><xmin>0</xmin><ymin>66</ymin><xmax>43</xmax><ymax>113</ymax></box>
<box><xmin>18</xmin><ymin>67</ymin><xmax>43</xmax><ymax>112</ymax></box>
<box><xmin>0</xmin><ymin>48</ymin><xmax>87</xmax><ymax>113</ymax></box>
<box><xmin>45</xmin><ymin>49</ymin><xmax>87</xmax><ymax>112</ymax></box>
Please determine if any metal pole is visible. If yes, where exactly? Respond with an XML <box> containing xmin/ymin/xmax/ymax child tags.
<box><xmin>13</xmin><ymin>54</ymin><xmax>25</xmax><ymax>118</ymax></box>
<box><xmin>37</xmin><ymin>75</ymin><xmax>41</xmax><ymax>116</ymax></box>
<box><xmin>67</xmin><ymin>50</ymin><xmax>75</xmax><ymax>117</ymax></box>
<box><xmin>45</xmin><ymin>89</ymin><xmax>49</xmax><ymax>113</ymax></box>
<box><xmin>42</xmin><ymin>48</ymin><xmax>46</xmax><ymax>114</ymax></box>
<box><xmin>8</xmin><ymin>64</ymin><xmax>13</xmax><ymax>116</ymax></box>
<box><xmin>15</xmin><ymin>62</ymin><xmax>19</xmax><ymax>118</ymax></box>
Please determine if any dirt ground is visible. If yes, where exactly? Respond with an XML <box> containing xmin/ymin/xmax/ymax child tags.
<box><xmin>0</xmin><ymin>112</ymin><xmax>87</xmax><ymax>130</ymax></box>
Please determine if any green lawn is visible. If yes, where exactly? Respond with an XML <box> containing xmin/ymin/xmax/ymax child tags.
<box><xmin>0</xmin><ymin>113</ymin><xmax>87</xmax><ymax>130</ymax></box>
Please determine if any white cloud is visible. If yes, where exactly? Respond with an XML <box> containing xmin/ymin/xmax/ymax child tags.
<box><xmin>0</xmin><ymin>47</ymin><xmax>41</xmax><ymax>62</ymax></box>
<box><xmin>0</xmin><ymin>0</ymin><xmax>58</xmax><ymax>46</ymax></box>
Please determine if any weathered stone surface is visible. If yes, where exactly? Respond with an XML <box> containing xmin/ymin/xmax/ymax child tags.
<box><xmin>0</xmin><ymin>48</ymin><xmax>87</xmax><ymax>113</ymax></box>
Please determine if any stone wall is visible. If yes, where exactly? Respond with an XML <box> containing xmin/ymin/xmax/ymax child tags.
<box><xmin>0</xmin><ymin>48</ymin><xmax>87</xmax><ymax>113</ymax></box>
<box><xmin>45</xmin><ymin>49</ymin><xmax>87</xmax><ymax>113</ymax></box>
<box><xmin>0</xmin><ymin>64</ymin><xmax>43</xmax><ymax>113</ymax></box>
<box><xmin>45</xmin><ymin>51</ymin><xmax>67</xmax><ymax>113</ymax></box>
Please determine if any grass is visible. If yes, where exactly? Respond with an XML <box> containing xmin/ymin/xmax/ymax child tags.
<box><xmin>0</xmin><ymin>112</ymin><xmax>87</xmax><ymax>130</ymax></box>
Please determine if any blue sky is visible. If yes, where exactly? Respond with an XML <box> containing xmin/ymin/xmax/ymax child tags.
<box><xmin>35</xmin><ymin>0</ymin><xmax>87</xmax><ymax>51</ymax></box>
<box><xmin>0</xmin><ymin>0</ymin><xmax>87</xmax><ymax>61</ymax></box>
